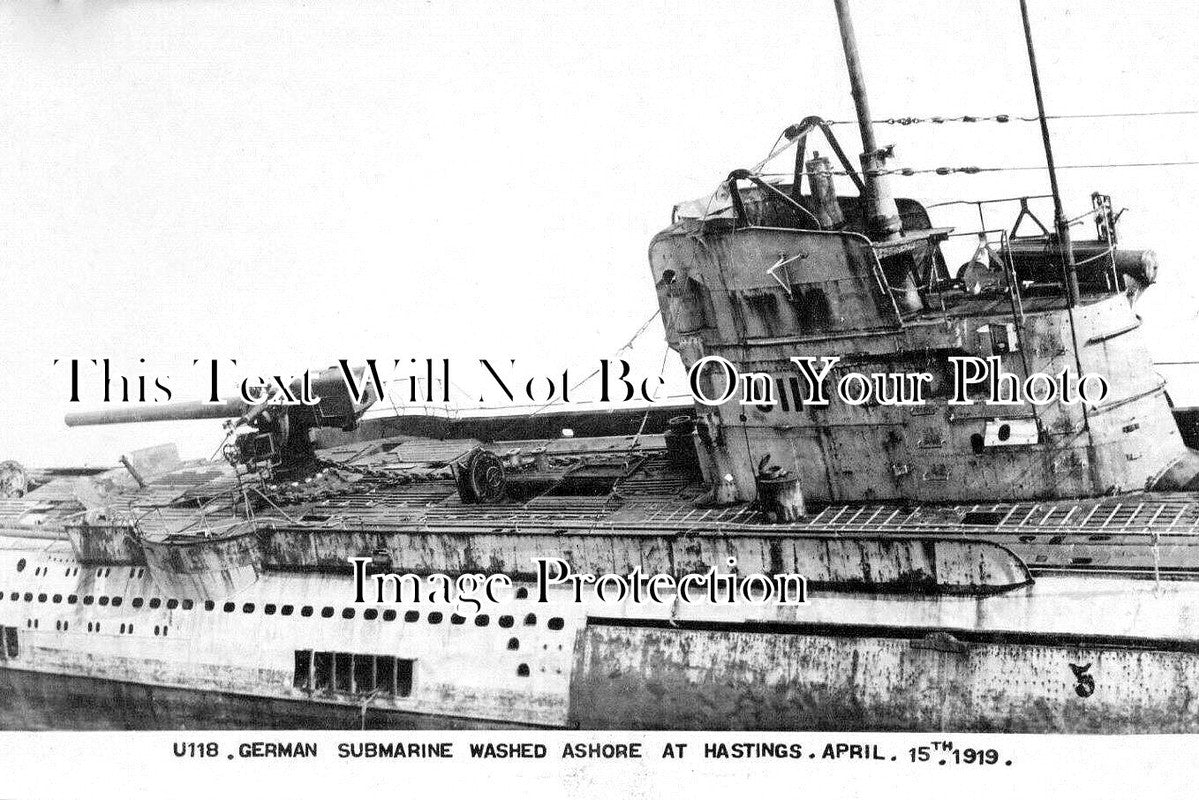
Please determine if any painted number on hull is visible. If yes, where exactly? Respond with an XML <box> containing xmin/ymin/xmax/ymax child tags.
<box><xmin>1070</xmin><ymin>662</ymin><xmax>1095</xmax><ymax>698</ymax></box>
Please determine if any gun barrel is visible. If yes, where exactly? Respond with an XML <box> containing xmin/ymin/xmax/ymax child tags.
<box><xmin>65</xmin><ymin>399</ymin><xmax>248</xmax><ymax>427</ymax></box>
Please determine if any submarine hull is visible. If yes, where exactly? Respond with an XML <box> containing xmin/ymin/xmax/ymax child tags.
<box><xmin>3</xmin><ymin>621</ymin><xmax>1199</xmax><ymax>733</ymax></box>
<box><xmin>0</xmin><ymin>669</ymin><xmax>512</xmax><ymax>731</ymax></box>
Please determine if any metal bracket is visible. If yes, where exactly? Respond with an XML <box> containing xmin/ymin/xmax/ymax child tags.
<box><xmin>1010</xmin><ymin>197</ymin><xmax>1050</xmax><ymax>238</ymax></box>
<box><xmin>766</xmin><ymin>252</ymin><xmax>808</xmax><ymax>296</ymax></box>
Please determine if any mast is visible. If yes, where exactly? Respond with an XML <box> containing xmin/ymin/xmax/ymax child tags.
<box><xmin>1018</xmin><ymin>0</ymin><xmax>1080</xmax><ymax>304</ymax></box>
<box><xmin>832</xmin><ymin>0</ymin><xmax>901</xmax><ymax>239</ymax></box>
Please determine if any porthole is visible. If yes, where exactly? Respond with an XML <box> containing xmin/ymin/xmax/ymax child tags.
<box><xmin>120</xmin><ymin>624</ymin><xmax>126</xmax><ymax>634</ymax></box>
<box><xmin>264</xmin><ymin>604</ymin><xmax>277</xmax><ymax>615</ymax></box>
<box><xmin>204</xmin><ymin>601</ymin><xmax>215</xmax><ymax>611</ymax></box>
<box><xmin>475</xmin><ymin>615</ymin><xmax>490</xmax><ymax>627</ymax></box>
<box><xmin>37</xmin><ymin>594</ymin><xmax>47</xmax><ymax>603</ymax></box>
<box><xmin>548</xmin><ymin>617</ymin><xmax>564</xmax><ymax>631</ymax></box>
<box><xmin>516</xmin><ymin>663</ymin><xmax>530</xmax><ymax>677</ymax></box>
<box><xmin>149</xmin><ymin>598</ymin><xmax>161</xmax><ymax>609</ymax></box>
<box><xmin>242</xmin><ymin>603</ymin><xmax>255</xmax><ymax>613</ymax></box>
<box><xmin>404</xmin><ymin>611</ymin><xmax>419</xmax><ymax>623</ymax></box>
<box><xmin>363</xmin><ymin>609</ymin><xmax>378</xmax><ymax>621</ymax></box>
<box><xmin>8</xmin><ymin>593</ymin><xmax>16</xmax><ymax>601</ymax></box>
<box><xmin>382</xmin><ymin>610</ymin><xmax>396</xmax><ymax>622</ymax></box>
<box><xmin>166</xmin><ymin>599</ymin><xmax>179</xmax><ymax>610</ymax></box>
<box><xmin>181</xmin><ymin>599</ymin><xmax>193</xmax><ymax>610</ymax></box>
<box><xmin>132</xmin><ymin>598</ymin><xmax>144</xmax><ymax>608</ymax></box>
<box><xmin>87</xmin><ymin>622</ymin><xmax>93</xmax><ymax>632</ymax></box>
<box><xmin>99</xmin><ymin>596</ymin><xmax>109</xmax><ymax>606</ymax></box>
<box><xmin>499</xmin><ymin>615</ymin><xmax>514</xmax><ymax>628</ymax></box>
<box><xmin>154</xmin><ymin>626</ymin><xmax>160</xmax><ymax>636</ymax></box>
<box><xmin>223</xmin><ymin>602</ymin><xmax>235</xmax><ymax>612</ymax></box>
<box><xmin>16</xmin><ymin>559</ymin><xmax>25</xmax><ymax>573</ymax></box>
<box><xmin>321</xmin><ymin>607</ymin><xmax>334</xmax><ymax>618</ymax></box>
<box><xmin>450</xmin><ymin>614</ymin><xmax>465</xmax><ymax>625</ymax></box>
<box><xmin>507</xmin><ymin>637</ymin><xmax>519</xmax><ymax>651</ymax></box>
<box><xmin>163</xmin><ymin>626</ymin><xmax>168</xmax><ymax>636</ymax></box>
<box><xmin>428</xmin><ymin>612</ymin><xmax>443</xmax><ymax>624</ymax></box>
<box><xmin>300</xmin><ymin>606</ymin><xmax>314</xmax><ymax>617</ymax></box>
<box><xmin>341</xmin><ymin>608</ymin><xmax>355</xmax><ymax>619</ymax></box>
<box><xmin>515</xmin><ymin>587</ymin><xmax>528</xmax><ymax>599</ymax></box>
<box><xmin>523</xmin><ymin>613</ymin><xmax>537</xmax><ymax>626</ymax></box>
<box><xmin>67</xmin><ymin>594</ymin><xmax>77</xmax><ymax>604</ymax></box>
<box><xmin>111</xmin><ymin>597</ymin><xmax>123</xmax><ymax>607</ymax></box>
<box><xmin>95</xmin><ymin>569</ymin><xmax>102</xmax><ymax>578</ymax></box>
<box><xmin>82</xmin><ymin>595</ymin><xmax>93</xmax><ymax>605</ymax></box>
<box><xmin>280</xmin><ymin>605</ymin><xmax>294</xmax><ymax>616</ymax></box>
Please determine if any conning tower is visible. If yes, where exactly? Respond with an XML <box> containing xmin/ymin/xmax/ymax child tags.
<box><xmin>649</xmin><ymin>0</ymin><xmax>1197</xmax><ymax>507</ymax></box>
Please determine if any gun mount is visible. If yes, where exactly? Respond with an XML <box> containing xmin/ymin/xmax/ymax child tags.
<box><xmin>63</xmin><ymin>367</ymin><xmax>377</xmax><ymax>480</ymax></box>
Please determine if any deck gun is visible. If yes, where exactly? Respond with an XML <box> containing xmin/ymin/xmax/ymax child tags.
<box><xmin>63</xmin><ymin>367</ymin><xmax>377</xmax><ymax>479</ymax></box>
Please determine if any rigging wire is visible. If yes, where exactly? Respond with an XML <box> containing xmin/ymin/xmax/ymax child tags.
<box><xmin>487</xmin><ymin>307</ymin><xmax>665</xmax><ymax>440</ymax></box>
<box><xmin>752</xmin><ymin>160</ymin><xmax>1199</xmax><ymax>180</ymax></box>
<box><xmin>825</xmin><ymin>110</ymin><xmax>1199</xmax><ymax>126</ymax></box>
<box><xmin>740</xmin><ymin>110</ymin><xmax>1199</xmax><ymax>179</ymax></box>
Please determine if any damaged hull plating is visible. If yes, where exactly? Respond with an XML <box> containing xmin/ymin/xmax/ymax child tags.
<box><xmin>1</xmin><ymin>529</ymin><xmax>1198</xmax><ymax>732</ymax></box>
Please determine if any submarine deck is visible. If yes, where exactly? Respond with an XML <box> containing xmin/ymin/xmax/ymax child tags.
<box><xmin>6</xmin><ymin>431</ymin><xmax>1199</xmax><ymax>577</ymax></box>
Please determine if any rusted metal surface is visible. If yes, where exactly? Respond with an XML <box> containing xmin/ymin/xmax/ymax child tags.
<box><xmin>0</xmin><ymin>530</ymin><xmax>1196</xmax><ymax>732</ymax></box>
<box><xmin>139</xmin><ymin>527</ymin><xmax>263</xmax><ymax>598</ymax></box>
<box><xmin>651</xmin><ymin>157</ymin><xmax>1189</xmax><ymax>505</ymax></box>
<box><xmin>31</xmin><ymin>436</ymin><xmax>1199</xmax><ymax>579</ymax></box>
<box><xmin>64</xmin><ymin>523</ymin><xmax>144</xmax><ymax>565</ymax></box>
<box><xmin>569</xmin><ymin>623</ymin><xmax>1199</xmax><ymax>731</ymax></box>
<box><xmin>258</xmin><ymin>526</ymin><xmax>1030</xmax><ymax>593</ymax></box>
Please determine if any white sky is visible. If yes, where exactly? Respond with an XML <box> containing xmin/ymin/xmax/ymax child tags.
<box><xmin>2</xmin><ymin>0</ymin><xmax>1198</xmax><ymax>466</ymax></box>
